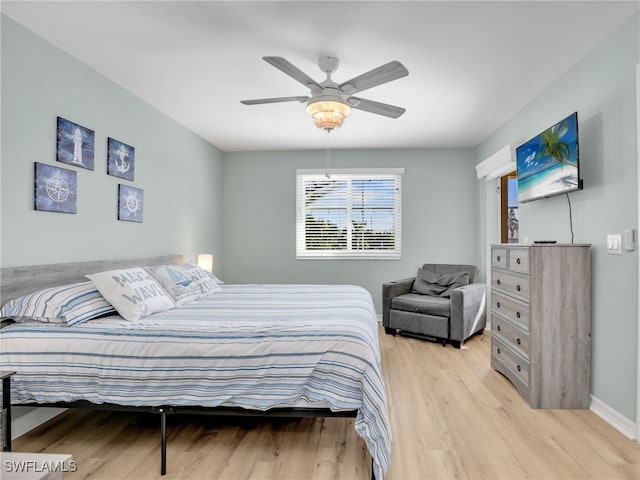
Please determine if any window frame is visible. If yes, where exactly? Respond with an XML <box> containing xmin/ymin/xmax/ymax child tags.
<box><xmin>296</xmin><ymin>168</ymin><xmax>403</xmax><ymax>260</ymax></box>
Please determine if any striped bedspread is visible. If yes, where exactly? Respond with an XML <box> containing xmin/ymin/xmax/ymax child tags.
<box><xmin>0</xmin><ymin>284</ymin><xmax>391</xmax><ymax>478</ymax></box>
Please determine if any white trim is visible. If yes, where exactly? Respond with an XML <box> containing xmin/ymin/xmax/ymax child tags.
<box><xmin>591</xmin><ymin>395</ymin><xmax>636</xmax><ymax>440</ymax></box>
<box><xmin>475</xmin><ymin>144</ymin><xmax>515</xmax><ymax>182</ymax></box>
<box><xmin>296</xmin><ymin>167</ymin><xmax>405</xmax><ymax>175</ymax></box>
<box><xmin>636</xmin><ymin>62</ymin><xmax>640</xmax><ymax>443</ymax></box>
<box><xmin>12</xmin><ymin>407</ymin><xmax>67</xmax><ymax>440</ymax></box>
<box><xmin>296</xmin><ymin>169</ymin><xmax>403</xmax><ymax>260</ymax></box>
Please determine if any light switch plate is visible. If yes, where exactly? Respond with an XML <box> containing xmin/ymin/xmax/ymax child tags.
<box><xmin>607</xmin><ymin>234</ymin><xmax>622</xmax><ymax>255</ymax></box>
<box><xmin>624</xmin><ymin>228</ymin><xmax>636</xmax><ymax>251</ymax></box>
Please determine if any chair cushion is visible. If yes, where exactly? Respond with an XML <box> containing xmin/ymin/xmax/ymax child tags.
<box><xmin>411</xmin><ymin>268</ymin><xmax>469</xmax><ymax>297</ymax></box>
<box><xmin>422</xmin><ymin>263</ymin><xmax>479</xmax><ymax>283</ymax></box>
<box><xmin>391</xmin><ymin>293</ymin><xmax>451</xmax><ymax>317</ymax></box>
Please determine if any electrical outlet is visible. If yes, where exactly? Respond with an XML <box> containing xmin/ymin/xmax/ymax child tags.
<box><xmin>607</xmin><ymin>234</ymin><xmax>622</xmax><ymax>255</ymax></box>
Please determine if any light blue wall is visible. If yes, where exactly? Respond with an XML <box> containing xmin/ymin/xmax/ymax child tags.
<box><xmin>477</xmin><ymin>13</ymin><xmax>639</xmax><ymax>421</ymax></box>
<box><xmin>222</xmin><ymin>148</ymin><xmax>479</xmax><ymax>312</ymax></box>
<box><xmin>1</xmin><ymin>16</ymin><xmax>224</xmax><ymax>269</ymax></box>
<box><xmin>3</xmin><ymin>6</ymin><xmax>638</xmax><ymax>432</ymax></box>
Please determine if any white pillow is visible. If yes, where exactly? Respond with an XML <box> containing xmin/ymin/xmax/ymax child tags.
<box><xmin>145</xmin><ymin>264</ymin><xmax>206</xmax><ymax>306</ymax></box>
<box><xmin>180</xmin><ymin>263</ymin><xmax>221</xmax><ymax>294</ymax></box>
<box><xmin>86</xmin><ymin>267</ymin><xmax>175</xmax><ymax>321</ymax></box>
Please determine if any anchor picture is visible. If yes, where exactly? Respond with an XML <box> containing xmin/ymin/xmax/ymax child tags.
<box><xmin>108</xmin><ymin>137</ymin><xmax>135</xmax><ymax>181</ymax></box>
<box><xmin>56</xmin><ymin>116</ymin><xmax>95</xmax><ymax>170</ymax></box>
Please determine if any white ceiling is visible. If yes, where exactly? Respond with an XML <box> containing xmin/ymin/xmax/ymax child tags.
<box><xmin>2</xmin><ymin>1</ymin><xmax>639</xmax><ymax>152</ymax></box>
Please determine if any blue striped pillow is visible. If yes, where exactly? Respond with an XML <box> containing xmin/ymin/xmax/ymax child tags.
<box><xmin>0</xmin><ymin>281</ymin><xmax>116</xmax><ymax>326</ymax></box>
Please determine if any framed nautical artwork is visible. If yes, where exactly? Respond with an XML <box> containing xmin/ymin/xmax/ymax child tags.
<box><xmin>34</xmin><ymin>162</ymin><xmax>77</xmax><ymax>214</ymax></box>
<box><xmin>118</xmin><ymin>184</ymin><xmax>143</xmax><ymax>222</ymax></box>
<box><xmin>56</xmin><ymin>116</ymin><xmax>95</xmax><ymax>170</ymax></box>
<box><xmin>107</xmin><ymin>137</ymin><xmax>135</xmax><ymax>181</ymax></box>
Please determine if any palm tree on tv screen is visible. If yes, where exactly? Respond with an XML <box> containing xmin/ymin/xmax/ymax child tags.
<box><xmin>540</xmin><ymin>120</ymin><xmax>571</xmax><ymax>171</ymax></box>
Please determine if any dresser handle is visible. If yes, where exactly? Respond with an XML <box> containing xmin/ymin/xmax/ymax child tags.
<box><xmin>516</xmin><ymin>312</ymin><xmax>521</xmax><ymax>318</ymax></box>
<box><xmin>497</xmin><ymin>255</ymin><xmax>501</xmax><ymax>261</ymax></box>
<box><xmin>497</xmin><ymin>325</ymin><xmax>501</xmax><ymax>331</ymax></box>
<box><xmin>497</xmin><ymin>348</ymin><xmax>501</xmax><ymax>355</ymax></box>
<box><xmin>516</xmin><ymin>338</ymin><xmax>521</xmax><ymax>345</ymax></box>
<box><xmin>516</xmin><ymin>258</ymin><xmax>521</xmax><ymax>265</ymax></box>
<box><xmin>496</xmin><ymin>302</ymin><xmax>501</xmax><ymax>308</ymax></box>
<box><xmin>516</xmin><ymin>285</ymin><xmax>521</xmax><ymax>292</ymax></box>
<box><xmin>496</xmin><ymin>279</ymin><xmax>501</xmax><ymax>285</ymax></box>
<box><xmin>517</xmin><ymin>365</ymin><xmax>522</xmax><ymax>372</ymax></box>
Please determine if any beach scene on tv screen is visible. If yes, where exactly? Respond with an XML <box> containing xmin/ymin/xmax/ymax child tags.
<box><xmin>517</xmin><ymin>113</ymin><xmax>579</xmax><ymax>203</ymax></box>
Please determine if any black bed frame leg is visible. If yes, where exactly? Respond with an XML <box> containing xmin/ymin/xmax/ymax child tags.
<box><xmin>371</xmin><ymin>457</ymin><xmax>375</xmax><ymax>480</ymax></box>
<box><xmin>160</xmin><ymin>409</ymin><xmax>167</xmax><ymax>475</ymax></box>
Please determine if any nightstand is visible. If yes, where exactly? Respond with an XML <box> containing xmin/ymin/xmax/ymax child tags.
<box><xmin>1</xmin><ymin>370</ymin><xmax>15</xmax><ymax>451</ymax></box>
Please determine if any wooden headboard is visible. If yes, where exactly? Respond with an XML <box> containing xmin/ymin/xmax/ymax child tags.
<box><xmin>0</xmin><ymin>254</ymin><xmax>183</xmax><ymax>305</ymax></box>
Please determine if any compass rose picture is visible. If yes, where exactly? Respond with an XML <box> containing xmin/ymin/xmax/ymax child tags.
<box><xmin>118</xmin><ymin>184</ymin><xmax>144</xmax><ymax>222</ymax></box>
<box><xmin>34</xmin><ymin>162</ymin><xmax>77</xmax><ymax>214</ymax></box>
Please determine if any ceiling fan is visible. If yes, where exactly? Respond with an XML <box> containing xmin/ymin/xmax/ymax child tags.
<box><xmin>241</xmin><ymin>56</ymin><xmax>409</xmax><ymax>131</ymax></box>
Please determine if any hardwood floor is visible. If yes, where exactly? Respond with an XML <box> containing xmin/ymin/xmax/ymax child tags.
<box><xmin>13</xmin><ymin>327</ymin><xmax>640</xmax><ymax>479</ymax></box>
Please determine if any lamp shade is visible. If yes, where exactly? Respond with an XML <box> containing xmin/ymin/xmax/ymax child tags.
<box><xmin>197</xmin><ymin>254</ymin><xmax>213</xmax><ymax>273</ymax></box>
<box><xmin>306</xmin><ymin>98</ymin><xmax>351</xmax><ymax>131</ymax></box>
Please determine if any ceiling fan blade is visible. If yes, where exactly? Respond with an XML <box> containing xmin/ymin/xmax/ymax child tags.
<box><xmin>348</xmin><ymin>97</ymin><xmax>406</xmax><ymax>119</ymax></box>
<box><xmin>263</xmin><ymin>56</ymin><xmax>321</xmax><ymax>89</ymax></box>
<box><xmin>241</xmin><ymin>96</ymin><xmax>309</xmax><ymax>105</ymax></box>
<box><xmin>339</xmin><ymin>61</ymin><xmax>408</xmax><ymax>94</ymax></box>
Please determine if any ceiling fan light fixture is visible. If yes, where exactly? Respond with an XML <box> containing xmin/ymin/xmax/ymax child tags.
<box><xmin>305</xmin><ymin>98</ymin><xmax>351</xmax><ymax>131</ymax></box>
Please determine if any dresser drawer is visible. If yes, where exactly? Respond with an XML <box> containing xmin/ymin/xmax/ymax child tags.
<box><xmin>492</xmin><ymin>336</ymin><xmax>530</xmax><ymax>387</ymax></box>
<box><xmin>492</xmin><ymin>269</ymin><xmax>530</xmax><ymax>302</ymax></box>
<box><xmin>491</xmin><ymin>247</ymin><xmax>507</xmax><ymax>270</ymax></box>
<box><xmin>491</xmin><ymin>291</ymin><xmax>529</xmax><ymax>330</ymax></box>
<box><xmin>507</xmin><ymin>248</ymin><xmax>530</xmax><ymax>274</ymax></box>
<box><xmin>492</xmin><ymin>315</ymin><xmax>530</xmax><ymax>359</ymax></box>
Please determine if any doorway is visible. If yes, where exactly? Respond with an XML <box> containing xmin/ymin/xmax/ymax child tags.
<box><xmin>500</xmin><ymin>172</ymin><xmax>519</xmax><ymax>243</ymax></box>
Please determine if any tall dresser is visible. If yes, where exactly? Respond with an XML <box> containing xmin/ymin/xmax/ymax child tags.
<box><xmin>490</xmin><ymin>244</ymin><xmax>591</xmax><ymax>409</ymax></box>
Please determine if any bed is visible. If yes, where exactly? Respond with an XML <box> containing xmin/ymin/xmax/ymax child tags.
<box><xmin>0</xmin><ymin>255</ymin><xmax>391</xmax><ymax>479</ymax></box>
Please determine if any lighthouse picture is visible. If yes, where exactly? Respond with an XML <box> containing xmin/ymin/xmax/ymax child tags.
<box><xmin>56</xmin><ymin>116</ymin><xmax>95</xmax><ymax>170</ymax></box>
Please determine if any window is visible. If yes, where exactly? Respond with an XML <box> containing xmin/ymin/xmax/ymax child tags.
<box><xmin>296</xmin><ymin>168</ymin><xmax>403</xmax><ymax>259</ymax></box>
<box><xmin>500</xmin><ymin>172</ymin><xmax>519</xmax><ymax>243</ymax></box>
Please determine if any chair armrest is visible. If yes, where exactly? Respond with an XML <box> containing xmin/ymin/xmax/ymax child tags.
<box><xmin>449</xmin><ymin>283</ymin><xmax>487</xmax><ymax>341</ymax></box>
<box><xmin>381</xmin><ymin>278</ymin><xmax>414</xmax><ymax>326</ymax></box>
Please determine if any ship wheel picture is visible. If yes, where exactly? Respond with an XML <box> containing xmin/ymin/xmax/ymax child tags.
<box><xmin>118</xmin><ymin>184</ymin><xmax>144</xmax><ymax>223</ymax></box>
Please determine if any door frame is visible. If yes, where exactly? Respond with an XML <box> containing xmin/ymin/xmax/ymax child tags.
<box><xmin>636</xmin><ymin>62</ymin><xmax>639</xmax><ymax>442</ymax></box>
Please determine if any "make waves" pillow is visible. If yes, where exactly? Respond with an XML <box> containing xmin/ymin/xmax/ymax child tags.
<box><xmin>87</xmin><ymin>267</ymin><xmax>175</xmax><ymax>321</ymax></box>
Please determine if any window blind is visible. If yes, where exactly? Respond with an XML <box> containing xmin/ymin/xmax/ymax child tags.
<box><xmin>296</xmin><ymin>169</ymin><xmax>403</xmax><ymax>259</ymax></box>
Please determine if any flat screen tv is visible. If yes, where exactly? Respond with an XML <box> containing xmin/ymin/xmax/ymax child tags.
<box><xmin>516</xmin><ymin>112</ymin><xmax>582</xmax><ymax>203</ymax></box>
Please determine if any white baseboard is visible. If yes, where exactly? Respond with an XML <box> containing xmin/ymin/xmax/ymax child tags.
<box><xmin>12</xmin><ymin>406</ymin><xmax>67</xmax><ymax>440</ymax></box>
<box><xmin>590</xmin><ymin>395</ymin><xmax>637</xmax><ymax>440</ymax></box>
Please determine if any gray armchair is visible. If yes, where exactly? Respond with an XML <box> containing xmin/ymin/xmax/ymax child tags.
<box><xmin>382</xmin><ymin>264</ymin><xmax>486</xmax><ymax>348</ymax></box>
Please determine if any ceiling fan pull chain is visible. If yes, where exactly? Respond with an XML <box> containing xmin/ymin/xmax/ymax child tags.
<box><xmin>325</xmin><ymin>129</ymin><xmax>332</xmax><ymax>179</ymax></box>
